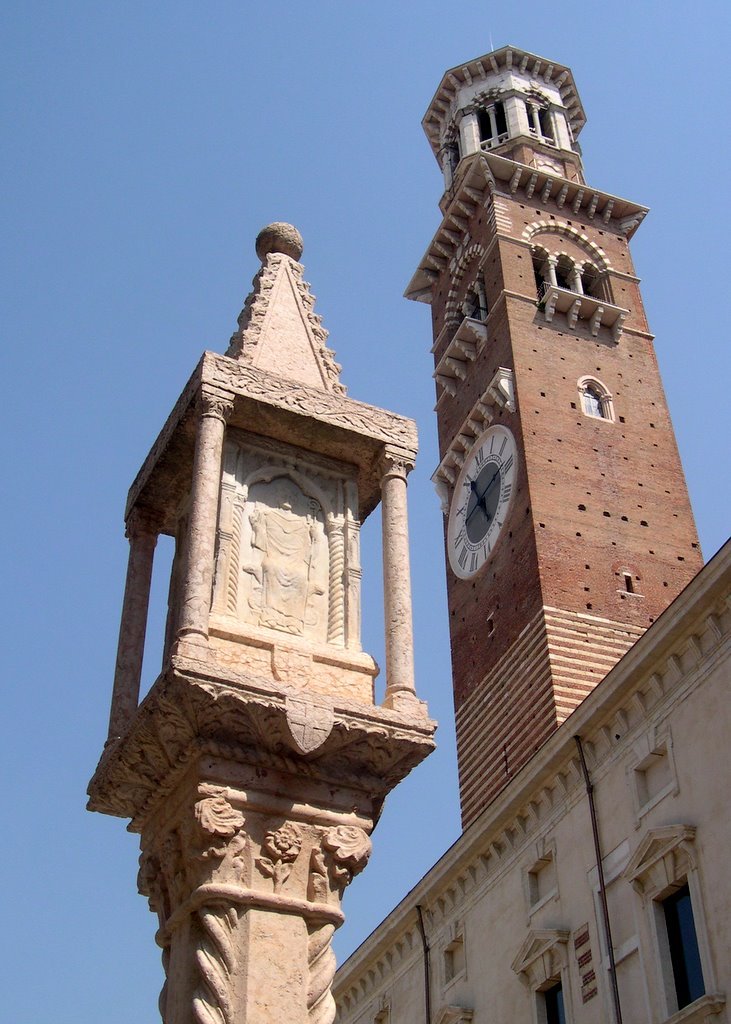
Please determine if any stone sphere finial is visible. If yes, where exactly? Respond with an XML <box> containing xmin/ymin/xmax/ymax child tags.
<box><xmin>255</xmin><ymin>222</ymin><xmax>304</xmax><ymax>262</ymax></box>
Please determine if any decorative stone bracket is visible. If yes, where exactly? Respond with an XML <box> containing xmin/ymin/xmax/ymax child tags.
<box><xmin>431</xmin><ymin>369</ymin><xmax>515</xmax><ymax>511</ymax></box>
<box><xmin>434</xmin><ymin>318</ymin><xmax>488</xmax><ymax>396</ymax></box>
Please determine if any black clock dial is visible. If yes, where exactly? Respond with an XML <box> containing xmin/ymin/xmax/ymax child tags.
<box><xmin>465</xmin><ymin>464</ymin><xmax>502</xmax><ymax>543</ymax></box>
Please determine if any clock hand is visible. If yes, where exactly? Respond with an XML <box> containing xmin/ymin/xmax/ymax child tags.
<box><xmin>477</xmin><ymin>468</ymin><xmax>501</xmax><ymax>503</ymax></box>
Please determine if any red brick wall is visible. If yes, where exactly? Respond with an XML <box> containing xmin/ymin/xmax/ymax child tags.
<box><xmin>428</xmin><ymin>182</ymin><xmax>702</xmax><ymax>825</ymax></box>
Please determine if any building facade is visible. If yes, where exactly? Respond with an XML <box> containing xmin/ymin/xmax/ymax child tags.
<box><xmin>334</xmin><ymin>542</ymin><xmax>730</xmax><ymax>1024</ymax></box>
<box><xmin>334</xmin><ymin>46</ymin><xmax>728</xmax><ymax>1024</ymax></box>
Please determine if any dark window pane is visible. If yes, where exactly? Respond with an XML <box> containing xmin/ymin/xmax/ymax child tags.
<box><xmin>478</xmin><ymin>108</ymin><xmax>493</xmax><ymax>142</ymax></box>
<box><xmin>539</xmin><ymin>106</ymin><xmax>554</xmax><ymax>140</ymax></box>
<box><xmin>664</xmin><ymin>884</ymin><xmax>705</xmax><ymax>1008</ymax></box>
<box><xmin>544</xmin><ymin>981</ymin><xmax>566</xmax><ymax>1024</ymax></box>
<box><xmin>582</xmin><ymin>387</ymin><xmax>604</xmax><ymax>418</ymax></box>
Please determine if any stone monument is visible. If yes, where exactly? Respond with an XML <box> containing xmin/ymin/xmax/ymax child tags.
<box><xmin>88</xmin><ymin>223</ymin><xmax>435</xmax><ymax>1023</ymax></box>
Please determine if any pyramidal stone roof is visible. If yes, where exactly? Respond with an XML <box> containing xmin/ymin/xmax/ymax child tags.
<box><xmin>226</xmin><ymin>222</ymin><xmax>346</xmax><ymax>395</ymax></box>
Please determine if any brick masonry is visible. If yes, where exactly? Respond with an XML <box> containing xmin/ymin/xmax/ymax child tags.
<box><xmin>429</xmin><ymin>176</ymin><xmax>702</xmax><ymax>828</ymax></box>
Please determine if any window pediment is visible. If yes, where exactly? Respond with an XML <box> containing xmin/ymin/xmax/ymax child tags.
<box><xmin>624</xmin><ymin>825</ymin><xmax>697</xmax><ymax>900</ymax></box>
<box><xmin>435</xmin><ymin>1006</ymin><xmax>474</xmax><ymax>1024</ymax></box>
<box><xmin>511</xmin><ymin>929</ymin><xmax>569</xmax><ymax>989</ymax></box>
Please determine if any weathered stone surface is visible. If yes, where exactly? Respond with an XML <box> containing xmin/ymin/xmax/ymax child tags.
<box><xmin>90</xmin><ymin>227</ymin><xmax>435</xmax><ymax>1023</ymax></box>
<box><xmin>255</xmin><ymin>221</ymin><xmax>304</xmax><ymax>262</ymax></box>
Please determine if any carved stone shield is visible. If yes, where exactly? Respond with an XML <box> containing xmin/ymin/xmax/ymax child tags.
<box><xmin>285</xmin><ymin>695</ymin><xmax>334</xmax><ymax>754</ymax></box>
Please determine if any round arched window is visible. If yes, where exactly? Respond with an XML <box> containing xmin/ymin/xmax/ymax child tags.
<box><xmin>578</xmin><ymin>377</ymin><xmax>614</xmax><ymax>421</ymax></box>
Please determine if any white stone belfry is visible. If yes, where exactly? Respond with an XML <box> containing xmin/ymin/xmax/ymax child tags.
<box><xmin>88</xmin><ymin>224</ymin><xmax>435</xmax><ymax>1024</ymax></box>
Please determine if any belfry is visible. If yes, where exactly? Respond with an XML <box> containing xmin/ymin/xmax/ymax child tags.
<box><xmin>88</xmin><ymin>223</ymin><xmax>435</xmax><ymax>1022</ymax></box>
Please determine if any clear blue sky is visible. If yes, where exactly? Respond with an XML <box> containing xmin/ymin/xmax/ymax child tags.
<box><xmin>2</xmin><ymin>3</ymin><xmax>729</xmax><ymax>1020</ymax></box>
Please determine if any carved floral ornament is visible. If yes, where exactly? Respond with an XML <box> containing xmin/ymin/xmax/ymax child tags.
<box><xmin>379</xmin><ymin>447</ymin><xmax>416</xmax><ymax>481</ymax></box>
<box><xmin>257</xmin><ymin>821</ymin><xmax>304</xmax><ymax>892</ymax></box>
<box><xmin>323</xmin><ymin>825</ymin><xmax>372</xmax><ymax>893</ymax></box>
<box><xmin>194</xmin><ymin>795</ymin><xmax>245</xmax><ymax>858</ymax></box>
<box><xmin>206</xmin><ymin>353</ymin><xmax>418</xmax><ymax>454</ymax></box>
<box><xmin>199</xmin><ymin>388</ymin><xmax>235</xmax><ymax>423</ymax></box>
<box><xmin>256</xmin><ymin>821</ymin><xmax>372</xmax><ymax>898</ymax></box>
<box><xmin>124</xmin><ymin>506</ymin><xmax>162</xmax><ymax>541</ymax></box>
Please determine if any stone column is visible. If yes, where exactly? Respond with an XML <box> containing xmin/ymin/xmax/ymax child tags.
<box><xmin>458</xmin><ymin>111</ymin><xmax>480</xmax><ymax>156</ymax></box>
<box><xmin>570</xmin><ymin>264</ymin><xmax>584</xmax><ymax>294</ymax></box>
<box><xmin>441</xmin><ymin>150</ymin><xmax>454</xmax><ymax>191</ymax></box>
<box><xmin>379</xmin><ymin>447</ymin><xmax>418</xmax><ymax>711</ymax></box>
<box><xmin>177</xmin><ymin>389</ymin><xmax>234</xmax><ymax>649</ymax></box>
<box><xmin>487</xmin><ymin>105</ymin><xmax>498</xmax><ymax>143</ymax></box>
<box><xmin>529</xmin><ymin>103</ymin><xmax>542</xmax><ymax>136</ymax></box>
<box><xmin>140</xmin><ymin>782</ymin><xmax>374</xmax><ymax>1024</ymax></box>
<box><xmin>326</xmin><ymin>514</ymin><xmax>346</xmax><ymax>646</ymax></box>
<box><xmin>546</xmin><ymin>254</ymin><xmax>558</xmax><ymax>288</ymax></box>
<box><xmin>107</xmin><ymin>509</ymin><xmax>159</xmax><ymax>743</ymax></box>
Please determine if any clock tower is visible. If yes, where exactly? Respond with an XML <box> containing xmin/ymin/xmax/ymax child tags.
<box><xmin>406</xmin><ymin>46</ymin><xmax>702</xmax><ymax>827</ymax></box>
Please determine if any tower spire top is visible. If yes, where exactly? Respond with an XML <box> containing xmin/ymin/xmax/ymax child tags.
<box><xmin>226</xmin><ymin>222</ymin><xmax>345</xmax><ymax>394</ymax></box>
<box><xmin>255</xmin><ymin>221</ymin><xmax>304</xmax><ymax>262</ymax></box>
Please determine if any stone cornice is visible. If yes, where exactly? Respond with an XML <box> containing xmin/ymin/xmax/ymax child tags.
<box><xmin>125</xmin><ymin>352</ymin><xmax>418</xmax><ymax>528</ymax></box>
<box><xmin>405</xmin><ymin>152</ymin><xmax>648</xmax><ymax>304</ymax></box>
<box><xmin>422</xmin><ymin>46</ymin><xmax>586</xmax><ymax>155</ymax></box>
<box><xmin>334</xmin><ymin>541</ymin><xmax>731</xmax><ymax>1010</ymax></box>
<box><xmin>88</xmin><ymin>656</ymin><xmax>436</xmax><ymax>830</ymax></box>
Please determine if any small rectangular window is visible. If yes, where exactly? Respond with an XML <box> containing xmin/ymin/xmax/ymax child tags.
<box><xmin>542</xmin><ymin>981</ymin><xmax>566</xmax><ymax>1024</ymax></box>
<box><xmin>663</xmin><ymin>884</ymin><xmax>705</xmax><ymax>1009</ymax></box>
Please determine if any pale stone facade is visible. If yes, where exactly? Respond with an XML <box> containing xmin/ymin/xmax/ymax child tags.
<box><xmin>334</xmin><ymin>541</ymin><xmax>731</xmax><ymax>1024</ymax></box>
<box><xmin>88</xmin><ymin>223</ymin><xmax>435</xmax><ymax>1023</ymax></box>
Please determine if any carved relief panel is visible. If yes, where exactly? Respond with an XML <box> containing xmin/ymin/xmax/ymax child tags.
<box><xmin>213</xmin><ymin>432</ymin><xmax>362</xmax><ymax>650</ymax></box>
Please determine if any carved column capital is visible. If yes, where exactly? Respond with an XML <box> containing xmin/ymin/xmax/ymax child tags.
<box><xmin>125</xmin><ymin>506</ymin><xmax>162</xmax><ymax>542</ymax></box>
<box><xmin>379</xmin><ymin>446</ymin><xmax>416</xmax><ymax>482</ymax></box>
<box><xmin>198</xmin><ymin>387</ymin><xmax>235</xmax><ymax>423</ymax></box>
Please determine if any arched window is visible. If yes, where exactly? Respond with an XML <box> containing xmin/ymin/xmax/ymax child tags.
<box><xmin>555</xmin><ymin>255</ymin><xmax>574</xmax><ymax>291</ymax></box>
<box><xmin>532</xmin><ymin>246</ymin><xmax>550</xmax><ymax>299</ymax></box>
<box><xmin>478</xmin><ymin>100</ymin><xmax>508</xmax><ymax>148</ymax></box>
<box><xmin>462</xmin><ymin>279</ymin><xmax>488</xmax><ymax>321</ymax></box>
<box><xmin>538</xmin><ymin>106</ymin><xmax>554</xmax><ymax>142</ymax></box>
<box><xmin>583</xmin><ymin>385</ymin><xmax>604</xmax><ymax>417</ymax></box>
<box><xmin>581</xmin><ymin>262</ymin><xmax>599</xmax><ymax>297</ymax></box>
<box><xmin>578</xmin><ymin>377</ymin><xmax>614</xmax><ymax>421</ymax></box>
<box><xmin>527</xmin><ymin>100</ymin><xmax>555</xmax><ymax>143</ymax></box>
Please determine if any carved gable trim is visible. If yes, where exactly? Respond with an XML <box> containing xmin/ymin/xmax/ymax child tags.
<box><xmin>623</xmin><ymin>824</ymin><xmax>697</xmax><ymax>899</ymax></box>
<box><xmin>227</xmin><ymin>252</ymin><xmax>346</xmax><ymax>395</ymax></box>
<box><xmin>511</xmin><ymin>929</ymin><xmax>570</xmax><ymax>989</ymax></box>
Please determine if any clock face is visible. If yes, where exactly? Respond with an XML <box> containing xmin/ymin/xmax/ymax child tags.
<box><xmin>447</xmin><ymin>425</ymin><xmax>518</xmax><ymax>579</ymax></box>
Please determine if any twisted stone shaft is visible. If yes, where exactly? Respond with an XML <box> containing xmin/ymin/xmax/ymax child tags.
<box><xmin>307</xmin><ymin>922</ymin><xmax>337</xmax><ymax>1024</ymax></box>
<box><xmin>193</xmin><ymin>905</ymin><xmax>238</xmax><ymax>1024</ymax></box>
